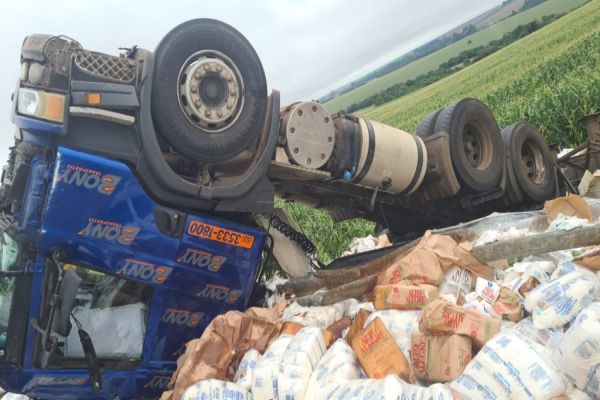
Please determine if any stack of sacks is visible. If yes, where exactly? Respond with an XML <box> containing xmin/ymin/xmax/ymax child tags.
<box><xmin>450</xmin><ymin>332</ymin><xmax>568</xmax><ymax>399</ymax></box>
<box><xmin>251</xmin><ymin>327</ymin><xmax>326</xmax><ymax>400</ymax></box>
<box><xmin>181</xmin><ymin>380</ymin><xmax>251</xmax><ymax>400</ymax></box>
<box><xmin>409</xmin><ymin>298</ymin><xmax>504</xmax><ymax>383</ymax></box>
<box><xmin>553</xmin><ymin>302</ymin><xmax>600</xmax><ymax>398</ymax></box>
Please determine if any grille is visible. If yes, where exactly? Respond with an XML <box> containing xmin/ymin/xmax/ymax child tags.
<box><xmin>74</xmin><ymin>50</ymin><xmax>135</xmax><ymax>83</ymax></box>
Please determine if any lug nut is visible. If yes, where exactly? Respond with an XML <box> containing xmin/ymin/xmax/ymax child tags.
<box><xmin>205</xmin><ymin>110</ymin><xmax>211</xmax><ymax>117</ymax></box>
<box><xmin>226</xmin><ymin>102</ymin><xmax>233</xmax><ymax>110</ymax></box>
<box><xmin>217</xmin><ymin>110</ymin><xmax>223</xmax><ymax>117</ymax></box>
<box><xmin>230</xmin><ymin>89</ymin><xmax>236</xmax><ymax>96</ymax></box>
<box><xmin>190</xmin><ymin>84</ymin><xmax>198</xmax><ymax>93</ymax></box>
<box><xmin>194</xmin><ymin>71</ymin><xmax>201</xmax><ymax>79</ymax></box>
<box><xmin>194</xmin><ymin>100</ymin><xmax>201</xmax><ymax>107</ymax></box>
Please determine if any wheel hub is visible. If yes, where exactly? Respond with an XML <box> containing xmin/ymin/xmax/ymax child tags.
<box><xmin>520</xmin><ymin>139</ymin><xmax>545</xmax><ymax>184</ymax></box>
<box><xmin>178</xmin><ymin>51</ymin><xmax>244</xmax><ymax>132</ymax></box>
<box><xmin>461</xmin><ymin>120</ymin><xmax>492</xmax><ymax>171</ymax></box>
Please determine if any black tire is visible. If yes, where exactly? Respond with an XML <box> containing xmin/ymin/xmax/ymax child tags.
<box><xmin>434</xmin><ymin>98</ymin><xmax>504</xmax><ymax>192</ymax></box>
<box><xmin>416</xmin><ymin>108</ymin><xmax>443</xmax><ymax>138</ymax></box>
<box><xmin>152</xmin><ymin>19</ymin><xmax>268</xmax><ymax>163</ymax></box>
<box><xmin>502</xmin><ymin>122</ymin><xmax>555</xmax><ymax>203</ymax></box>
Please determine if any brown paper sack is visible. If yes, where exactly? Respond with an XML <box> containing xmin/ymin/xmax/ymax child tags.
<box><xmin>573</xmin><ymin>248</ymin><xmax>600</xmax><ymax>270</ymax></box>
<box><xmin>492</xmin><ymin>286</ymin><xmax>523</xmax><ymax>322</ymax></box>
<box><xmin>160</xmin><ymin>303</ymin><xmax>284</xmax><ymax>400</ymax></box>
<box><xmin>373</xmin><ymin>283</ymin><xmax>438</xmax><ymax>310</ymax></box>
<box><xmin>411</xmin><ymin>331</ymin><xmax>472</xmax><ymax>382</ymax></box>
<box><xmin>419</xmin><ymin>300</ymin><xmax>500</xmax><ymax>349</ymax></box>
<box><xmin>378</xmin><ymin>232</ymin><xmax>493</xmax><ymax>286</ymax></box>
<box><xmin>345</xmin><ymin>308</ymin><xmax>371</xmax><ymax>345</ymax></box>
<box><xmin>544</xmin><ymin>194</ymin><xmax>592</xmax><ymax>222</ymax></box>
<box><xmin>351</xmin><ymin>317</ymin><xmax>415</xmax><ymax>383</ymax></box>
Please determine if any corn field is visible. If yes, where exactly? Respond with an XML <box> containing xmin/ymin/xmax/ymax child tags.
<box><xmin>362</xmin><ymin>0</ymin><xmax>600</xmax><ymax>148</ymax></box>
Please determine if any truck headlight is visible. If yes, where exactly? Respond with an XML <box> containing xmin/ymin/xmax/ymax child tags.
<box><xmin>17</xmin><ymin>88</ymin><xmax>65</xmax><ymax>123</ymax></box>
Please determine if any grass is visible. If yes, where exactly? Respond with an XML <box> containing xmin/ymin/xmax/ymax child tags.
<box><xmin>361</xmin><ymin>0</ymin><xmax>600</xmax><ymax>148</ymax></box>
<box><xmin>323</xmin><ymin>0</ymin><xmax>589</xmax><ymax>113</ymax></box>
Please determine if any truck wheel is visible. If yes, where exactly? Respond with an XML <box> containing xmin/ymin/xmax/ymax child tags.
<box><xmin>434</xmin><ymin>98</ymin><xmax>503</xmax><ymax>192</ymax></box>
<box><xmin>416</xmin><ymin>108</ymin><xmax>443</xmax><ymax>138</ymax></box>
<box><xmin>502</xmin><ymin>122</ymin><xmax>555</xmax><ymax>203</ymax></box>
<box><xmin>152</xmin><ymin>19</ymin><xmax>268</xmax><ymax>163</ymax></box>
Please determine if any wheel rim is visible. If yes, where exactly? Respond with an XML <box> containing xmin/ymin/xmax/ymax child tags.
<box><xmin>461</xmin><ymin>119</ymin><xmax>492</xmax><ymax>171</ymax></box>
<box><xmin>177</xmin><ymin>50</ymin><xmax>245</xmax><ymax>133</ymax></box>
<box><xmin>519</xmin><ymin>138</ymin><xmax>545</xmax><ymax>185</ymax></box>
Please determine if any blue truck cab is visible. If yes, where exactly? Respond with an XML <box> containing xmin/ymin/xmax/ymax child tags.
<box><xmin>0</xmin><ymin>19</ymin><xmax>280</xmax><ymax>399</ymax></box>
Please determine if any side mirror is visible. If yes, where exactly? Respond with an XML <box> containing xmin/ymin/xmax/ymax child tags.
<box><xmin>52</xmin><ymin>269</ymin><xmax>81</xmax><ymax>336</ymax></box>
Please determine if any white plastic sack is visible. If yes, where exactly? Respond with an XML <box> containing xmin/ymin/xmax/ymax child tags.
<box><xmin>64</xmin><ymin>303</ymin><xmax>146</xmax><ymax>359</ymax></box>
<box><xmin>321</xmin><ymin>375</ymin><xmax>404</xmax><ymax>400</ymax></box>
<box><xmin>524</xmin><ymin>268</ymin><xmax>599</xmax><ymax>329</ymax></box>
<box><xmin>364</xmin><ymin>309</ymin><xmax>421</xmax><ymax>359</ymax></box>
<box><xmin>252</xmin><ymin>335</ymin><xmax>293</xmax><ymax>400</ymax></box>
<box><xmin>319</xmin><ymin>375</ymin><xmax>452</xmax><ymax>400</ymax></box>
<box><xmin>450</xmin><ymin>332</ymin><xmax>567</xmax><ymax>399</ymax></box>
<box><xmin>234</xmin><ymin>349</ymin><xmax>260</xmax><ymax>391</ymax></box>
<box><xmin>181</xmin><ymin>380</ymin><xmax>250</xmax><ymax>400</ymax></box>
<box><xmin>305</xmin><ymin>339</ymin><xmax>361</xmax><ymax>399</ymax></box>
<box><xmin>553</xmin><ymin>302</ymin><xmax>600</xmax><ymax>390</ymax></box>
<box><xmin>283</xmin><ymin>299</ymin><xmax>356</xmax><ymax>328</ymax></box>
<box><xmin>276</xmin><ymin>327</ymin><xmax>326</xmax><ymax>400</ymax></box>
<box><xmin>347</xmin><ymin>301</ymin><xmax>376</xmax><ymax>318</ymax></box>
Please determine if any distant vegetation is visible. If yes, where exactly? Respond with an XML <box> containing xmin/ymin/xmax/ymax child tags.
<box><xmin>343</xmin><ymin>13</ymin><xmax>563</xmax><ymax>113</ymax></box>
<box><xmin>363</xmin><ymin>0</ymin><xmax>600</xmax><ymax>148</ymax></box>
<box><xmin>323</xmin><ymin>0</ymin><xmax>589</xmax><ymax>113</ymax></box>
<box><xmin>318</xmin><ymin>24</ymin><xmax>477</xmax><ymax>103</ymax></box>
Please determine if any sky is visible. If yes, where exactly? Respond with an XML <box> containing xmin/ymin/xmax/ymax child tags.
<box><xmin>0</xmin><ymin>0</ymin><xmax>502</xmax><ymax>164</ymax></box>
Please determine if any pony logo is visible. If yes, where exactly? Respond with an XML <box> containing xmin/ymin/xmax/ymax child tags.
<box><xmin>78</xmin><ymin>218</ymin><xmax>139</xmax><ymax>245</ymax></box>
<box><xmin>196</xmin><ymin>283</ymin><xmax>242</xmax><ymax>304</ymax></box>
<box><xmin>56</xmin><ymin>164</ymin><xmax>121</xmax><ymax>195</ymax></box>
<box><xmin>116</xmin><ymin>259</ymin><xmax>172</xmax><ymax>284</ymax></box>
<box><xmin>160</xmin><ymin>308</ymin><xmax>204</xmax><ymax>327</ymax></box>
<box><xmin>176</xmin><ymin>248</ymin><xmax>227</xmax><ymax>271</ymax></box>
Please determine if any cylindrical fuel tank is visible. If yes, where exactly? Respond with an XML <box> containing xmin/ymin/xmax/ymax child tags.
<box><xmin>353</xmin><ymin>117</ymin><xmax>427</xmax><ymax>194</ymax></box>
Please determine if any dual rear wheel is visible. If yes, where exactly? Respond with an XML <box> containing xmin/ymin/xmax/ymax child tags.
<box><xmin>416</xmin><ymin>99</ymin><xmax>555</xmax><ymax>202</ymax></box>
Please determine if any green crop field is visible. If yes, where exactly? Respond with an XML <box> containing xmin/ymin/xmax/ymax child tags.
<box><xmin>323</xmin><ymin>0</ymin><xmax>590</xmax><ymax>113</ymax></box>
<box><xmin>361</xmin><ymin>0</ymin><xmax>600</xmax><ymax>148</ymax></box>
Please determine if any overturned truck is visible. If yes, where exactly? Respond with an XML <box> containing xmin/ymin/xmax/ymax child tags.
<box><xmin>0</xmin><ymin>18</ymin><xmax>597</xmax><ymax>400</ymax></box>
